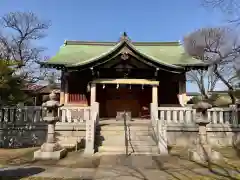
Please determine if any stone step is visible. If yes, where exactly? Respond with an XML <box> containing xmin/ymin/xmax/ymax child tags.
<box><xmin>95</xmin><ymin>137</ymin><xmax>156</xmax><ymax>144</ymax></box>
<box><xmin>98</xmin><ymin>126</ymin><xmax>152</xmax><ymax>131</ymax></box>
<box><xmin>98</xmin><ymin>145</ymin><xmax>159</xmax><ymax>153</ymax></box>
<box><xmin>100</xmin><ymin>140</ymin><xmax>157</xmax><ymax>146</ymax></box>
<box><xmin>95</xmin><ymin>151</ymin><xmax>160</xmax><ymax>156</ymax></box>
<box><xmin>58</xmin><ymin>141</ymin><xmax>77</xmax><ymax>149</ymax></box>
<box><xmin>57</xmin><ymin>138</ymin><xmax>82</xmax><ymax>149</ymax></box>
<box><xmin>97</xmin><ymin>131</ymin><xmax>152</xmax><ymax>136</ymax></box>
<box><xmin>98</xmin><ymin>120</ymin><xmax>151</xmax><ymax>126</ymax></box>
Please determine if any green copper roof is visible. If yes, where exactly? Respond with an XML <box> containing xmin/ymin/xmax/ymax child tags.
<box><xmin>46</xmin><ymin>35</ymin><xmax>205</xmax><ymax>68</ymax></box>
<box><xmin>49</xmin><ymin>44</ymin><xmax>114</xmax><ymax>66</ymax></box>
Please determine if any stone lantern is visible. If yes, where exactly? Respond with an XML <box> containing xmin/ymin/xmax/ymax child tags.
<box><xmin>188</xmin><ymin>101</ymin><xmax>222</xmax><ymax>162</ymax></box>
<box><xmin>34</xmin><ymin>91</ymin><xmax>67</xmax><ymax>160</ymax></box>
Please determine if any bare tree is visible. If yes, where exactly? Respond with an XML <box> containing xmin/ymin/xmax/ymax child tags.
<box><xmin>201</xmin><ymin>0</ymin><xmax>240</xmax><ymax>24</ymax></box>
<box><xmin>187</xmin><ymin>69</ymin><xmax>219</xmax><ymax>99</ymax></box>
<box><xmin>183</xmin><ymin>27</ymin><xmax>240</xmax><ymax>103</ymax></box>
<box><xmin>187</xmin><ymin>61</ymin><xmax>236</xmax><ymax>99</ymax></box>
<box><xmin>0</xmin><ymin>11</ymin><xmax>51</xmax><ymax>83</ymax></box>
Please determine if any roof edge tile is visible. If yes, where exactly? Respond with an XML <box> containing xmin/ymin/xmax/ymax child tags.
<box><xmin>64</xmin><ymin>40</ymin><xmax>180</xmax><ymax>46</ymax></box>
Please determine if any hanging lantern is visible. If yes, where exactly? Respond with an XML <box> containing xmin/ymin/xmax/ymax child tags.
<box><xmin>142</xmin><ymin>84</ymin><xmax>144</xmax><ymax>90</ymax></box>
<box><xmin>87</xmin><ymin>83</ymin><xmax>90</xmax><ymax>92</ymax></box>
<box><xmin>129</xmin><ymin>84</ymin><xmax>131</xmax><ymax>90</ymax></box>
<box><xmin>116</xmin><ymin>83</ymin><xmax>119</xmax><ymax>89</ymax></box>
<box><xmin>102</xmin><ymin>84</ymin><xmax>105</xmax><ymax>89</ymax></box>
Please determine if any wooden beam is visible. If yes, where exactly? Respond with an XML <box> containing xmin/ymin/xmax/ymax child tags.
<box><xmin>91</xmin><ymin>78</ymin><xmax>159</xmax><ymax>86</ymax></box>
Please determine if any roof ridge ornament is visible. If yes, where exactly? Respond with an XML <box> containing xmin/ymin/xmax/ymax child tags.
<box><xmin>120</xmin><ymin>32</ymin><xmax>130</xmax><ymax>42</ymax></box>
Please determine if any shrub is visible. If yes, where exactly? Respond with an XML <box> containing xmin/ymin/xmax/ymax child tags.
<box><xmin>212</xmin><ymin>95</ymin><xmax>232</xmax><ymax>107</ymax></box>
<box><xmin>187</xmin><ymin>93</ymin><xmax>232</xmax><ymax>107</ymax></box>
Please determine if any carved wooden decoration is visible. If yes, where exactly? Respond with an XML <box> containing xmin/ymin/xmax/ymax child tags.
<box><xmin>121</xmin><ymin>53</ymin><xmax>129</xmax><ymax>60</ymax></box>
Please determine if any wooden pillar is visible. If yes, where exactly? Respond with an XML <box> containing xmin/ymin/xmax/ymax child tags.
<box><xmin>90</xmin><ymin>83</ymin><xmax>96</xmax><ymax>106</ymax></box>
<box><xmin>178</xmin><ymin>74</ymin><xmax>187</xmax><ymax>106</ymax></box>
<box><xmin>152</xmin><ymin>85</ymin><xmax>158</xmax><ymax>107</ymax></box>
<box><xmin>60</xmin><ymin>71</ymin><xmax>65</xmax><ymax>105</ymax></box>
<box><xmin>64</xmin><ymin>75</ymin><xmax>69</xmax><ymax>104</ymax></box>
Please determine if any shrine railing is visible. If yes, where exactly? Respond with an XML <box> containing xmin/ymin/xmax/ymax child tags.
<box><xmin>0</xmin><ymin>106</ymin><xmax>92</xmax><ymax>124</ymax></box>
<box><xmin>0</xmin><ymin>106</ymin><xmax>46</xmax><ymax>148</ymax></box>
<box><xmin>59</xmin><ymin>106</ymin><xmax>91</xmax><ymax>123</ymax></box>
<box><xmin>0</xmin><ymin>105</ymin><xmax>93</xmax><ymax>148</ymax></box>
<box><xmin>0</xmin><ymin>106</ymin><xmax>44</xmax><ymax>123</ymax></box>
<box><xmin>158</xmin><ymin>106</ymin><xmax>239</xmax><ymax>126</ymax></box>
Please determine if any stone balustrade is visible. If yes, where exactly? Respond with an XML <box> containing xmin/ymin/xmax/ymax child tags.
<box><xmin>154</xmin><ymin>105</ymin><xmax>240</xmax><ymax>148</ymax></box>
<box><xmin>0</xmin><ymin>106</ymin><xmax>89</xmax><ymax>148</ymax></box>
<box><xmin>158</xmin><ymin>106</ymin><xmax>239</xmax><ymax>126</ymax></box>
<box><xmin>59</xmin><ymin>106</ymin><xmax>91</xmax><ymax>123</ymax></box>
<box><xmin>0</xmin><ymin>106</ymin><xmax>91</xmax><ymax>124</ymax></box>
<box><xmin>0</xmin><ymin>106</ymin><xmax>44</xmax><ymax>123</ymax></box>
<box><xmin>1</xmin><ymin>104</ymin><xmax>240</xmax><ymax>151</ymax></box>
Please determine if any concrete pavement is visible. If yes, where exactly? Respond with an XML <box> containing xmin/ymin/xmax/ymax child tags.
<box><xmin>0</xmin><ymin>165</ymin><xmax>239</xmax><ymax>180</ymax></box>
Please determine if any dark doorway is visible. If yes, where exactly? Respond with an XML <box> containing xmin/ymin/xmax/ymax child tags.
<box><xmin>96</xmin><ymin>84</ymin><xmax>151</xmax><ymax>118</ymax></box>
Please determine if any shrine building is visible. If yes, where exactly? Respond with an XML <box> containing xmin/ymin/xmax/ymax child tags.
<box><xmin>42</xmin><ymin>33</ymin><xmax>207</xmax><ymax>118</ymax></box>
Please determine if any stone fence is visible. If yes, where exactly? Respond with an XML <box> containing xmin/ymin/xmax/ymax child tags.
<box><xmin>0</xmin><ymin>106</ymin><xmax>90</xmax><ymax>148</ymax></box>
<box><xmin>1</xmin><ymin>105</ymin><xmax>240</xmax><ymax>150</ymax></box>
<box><xmin>156</xmin><ymin>106</ymin><xmax>240</xmax><ymax>148</ymax></box>
<box><xmin>158</xmin><ymin>106</ymin><xmax>239</xmax><ymax>125</ymax></box>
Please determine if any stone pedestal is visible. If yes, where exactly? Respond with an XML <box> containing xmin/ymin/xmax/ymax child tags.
<box><xmin>188</xmin><ymin>144</ymin><xmax>222</xmax><ymax>162</ymax></box>
<box><xmin>34</xmin><ymin>148</ymin><xmax>67</xmax><ymax>160</ymax></box>
<box><xmin>34</xmin><ymin>123</ymin><xmax>67</xmax><ymax>160</ymax></box>
<box><xmin>34</xmin><ymin>91</ymin><xmax>67</xmax><ymax>160</ymax></box>
<box><xmin>188</xmin><ymin>122</ymin><xmax>222</xmax><ymax>162</ymax></box>
<box><xmin>188</xmin><ymin>101</ymin><xmax>222</xmax><ymax>162</ymax></box>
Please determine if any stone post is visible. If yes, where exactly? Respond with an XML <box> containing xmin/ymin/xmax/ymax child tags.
<box><xmin>34</xmin><ymin>91</ymin><xmax>67</xmax><ymax>160</ymax></box>
<box><xmin>229</xmin><ymin>104</ymin><xmax>238</xmax><ymax>126</ymax></box>
<box><xmin>150</xmin><ymin>103</ymin><xmax>168</xmax><ymax>155</ymax></box>
<box><xmin>157</xmin><ymin>119</ymin><xmax>168</xmax><ymax>155</ymax></box>
<box><xmin>188</xmin><ymin>101</ymin><xmax>222</xmax><ymax>162</ymax></box>
<box><xmin>84</xmin><ymin>103</ymin><xmax>97</xmax><ymax>154</ymax></box>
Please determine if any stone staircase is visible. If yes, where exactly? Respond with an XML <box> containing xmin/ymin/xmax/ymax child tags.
<box><xmin>95</xmin><ymin>119</ymin><xmax>159</xmax><ymax>155</ymax></box>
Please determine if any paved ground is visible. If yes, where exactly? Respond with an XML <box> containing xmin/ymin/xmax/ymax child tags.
<box><xmin>0</xmin><ymin>154</ymin><xmax>240</xmax><ymax>179</ymax></box>
<box><xmin>1</xmin><ymin>147</ymin><xmax>240</xmax><ymax>179</ymax></box>
<box><xmin>0</xmin><ymin>164</ymin><xmax>239</xmax><ymax>180</ymax></box>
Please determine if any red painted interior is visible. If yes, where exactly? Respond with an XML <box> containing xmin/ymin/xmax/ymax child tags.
<box><xmin>96</xmin><ymin>84</ymin><xmax>152</xmax><ymax>118</ymax></box>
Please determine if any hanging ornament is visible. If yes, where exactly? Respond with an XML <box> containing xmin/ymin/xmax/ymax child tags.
<box><xmin>129</xmin><ymin>84</ymin><xmax>131</xmax><ymax>90</ymax></box>
<box><xmin>116</xmin><ymin>83</ymin><xmax>119</xmax><ymax>89</ymax></box>
<box><xmin>87</xmin><ymin>84</ymin><xmax>90</xmax><ymax>92</ymax></box>
<box><xmin>142</xmin><ymin>84</ymin><xmax>144</xmax><ymax>90</ymax></box>
<box><xmin>90</xmin><ymin>67</ymin><xmax>94</xmax><ymax>76</ymax></box>
<box><xmin>155</xmin><ymin>68</ymin><xmax>159</xmax><ymax>77</ymax></box>
<box><xmin>102</xmin><ymin>84</ymin><xmax>105</xmax><ymax>89</ymax></box>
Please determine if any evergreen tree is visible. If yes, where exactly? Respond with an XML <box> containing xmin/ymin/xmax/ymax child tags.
<box><xmin>0</xmin><ymin>60</ymin><xmax>27</xmax><ymax>106</ymax></box>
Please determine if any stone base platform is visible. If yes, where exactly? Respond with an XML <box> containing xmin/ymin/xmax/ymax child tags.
<box><xmin>34</xmin><ymin>149</ymin><xmax>67</xmax><ymax>160</ymax></box>
<box><xmin>188</xmin><ymin>149</ymin><xmax>222</xmax><ymax>162</ymax></box>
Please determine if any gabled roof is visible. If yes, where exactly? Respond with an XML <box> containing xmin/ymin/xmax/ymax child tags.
<box><xmin>22</xmin><ymin>83</ymin><xmax>60</xmax><ymax>94</ymax></box>
<box><xmin>22</xmin><ymin>84</ymin><xmax>45</xmax><ymax>91</ymax></box>
<box><xmin>43</xmin><ymin>32</ymin><xmax>207</xmax><ymax>69</ymax></box>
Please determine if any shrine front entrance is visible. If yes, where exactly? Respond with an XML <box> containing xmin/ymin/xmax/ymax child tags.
<box><xmin>97</xmin><ymin>84</ymin><xmax>152</xmax><ymax>118</ymax></box>
<box><xmin>90</xmin><ymin>79</ymin><xmax>159</xmax><ymax>119</ymax></box>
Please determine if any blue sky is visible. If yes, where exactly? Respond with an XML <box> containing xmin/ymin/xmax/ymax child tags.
<box><xmin>0</xmin><ymin>0</ymin><xmax>227</xmax><ymax>91</ymax></box>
